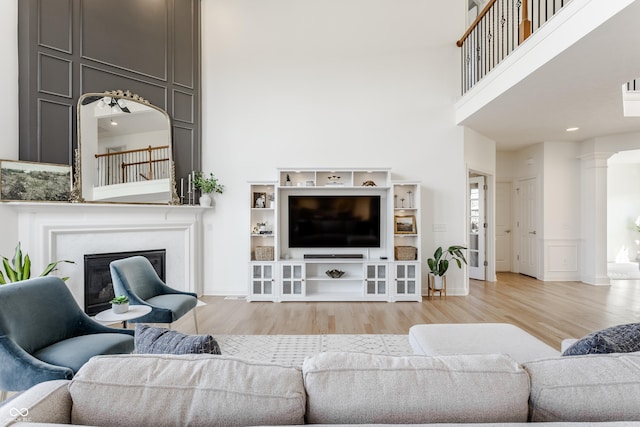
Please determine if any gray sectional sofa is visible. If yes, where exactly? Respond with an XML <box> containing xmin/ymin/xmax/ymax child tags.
<box><xmin>1</xmin><ymin>350</ymin><xmax>640</xmax><ymax>426</ymax></box>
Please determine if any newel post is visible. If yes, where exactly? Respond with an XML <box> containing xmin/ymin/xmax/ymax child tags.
<box><xmin>519</xmin><ymin>0</ymin><xmax>532</xmax><ymax>43</ymax></box>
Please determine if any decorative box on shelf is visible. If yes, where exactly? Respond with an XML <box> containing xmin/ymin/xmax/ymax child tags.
<box><xmin>255</xmin><ymin>246</ymin><xmax>274</xmax><ymax>261</ymax></box>
<box><xmin>395</xmin><ymin>246</ymin><xmax>417</xmax><ymax>261</ymax></box>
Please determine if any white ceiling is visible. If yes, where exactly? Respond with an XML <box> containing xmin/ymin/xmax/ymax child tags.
<box><xmin>457</xmin><ymin>0</ymin><xmax>640</xmax><ymax>151</ymax></box>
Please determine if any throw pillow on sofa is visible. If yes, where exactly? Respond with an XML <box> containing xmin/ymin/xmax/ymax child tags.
<box><xmin>134</xmin><ymin>324</ymin><xmax>221</xmax><ymax>355</ymax></box>
<box><xmin>562</xmin><ymin>322</ymin><xmax>640</xmax><ymax>356</ymax></box>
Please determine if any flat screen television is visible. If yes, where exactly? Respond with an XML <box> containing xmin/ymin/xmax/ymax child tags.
<box><xmin>288</xmin><ymin>195</ymin><xmax>381</xmax><ymax>248</ymax></box>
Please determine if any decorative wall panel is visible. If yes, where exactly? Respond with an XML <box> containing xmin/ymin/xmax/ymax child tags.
<box><xmin>39</xmin><ymin>54</ymin><xmax>72</xmax><ymax>98</ymax></box>
<box><xmin>38</xmin><ymin>100</ymin><xmax>72</xmax><ymax>165</ymax></box>
<box><xmin>80</xmin><ymin>0</ymin><xmax>167</xmax><ymax>81</ymax></box>
<box><xmin>173</xmin><ymin>126</ymin><xmax>195</xmax><ymax>175</ymax></box>
<box><xmin>80</xmin><ymin>65</ymin><xmax>167</xmax><ymax>110</ymax></box>
<box><xmin>173</xmin><ymin>0</ymin><xmax>195</xmax><ymax>88</ymax></box>
<box><xmin>38</xmin><ymin>0</ymin><xmax>71</xmax><ymax>53</ymax></box>
<box><xmin>543</xmin><ymin>239</ymin><xmax>581</xmax><ymax>281</ymax></box>
<box><xmin>173</xmin><ymin>90</ymin><xmax>194</xmax><ymax>124</ymax></box>
<box><xmin>19</xmin><ymin>0</ymin><xmax>201</xmax><ymax>184</ymax></box>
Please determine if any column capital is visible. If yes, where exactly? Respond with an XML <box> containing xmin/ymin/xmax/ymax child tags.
<box><xmin>578</xmin><ymin>152</ymin><xmax>616</xmax><ymax>168</ymax></box>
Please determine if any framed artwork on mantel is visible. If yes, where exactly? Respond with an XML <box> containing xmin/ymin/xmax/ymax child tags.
<box><xmin>0</xmin><ymin>159</ymin><xmax>72</xmax><ymax>202</ymax></box>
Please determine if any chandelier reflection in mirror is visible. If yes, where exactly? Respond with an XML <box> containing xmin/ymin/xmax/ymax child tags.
<box><xmin>73</xmin><ymin>90</ymin><xmax>179</xmax><ymax>204</ymax></box>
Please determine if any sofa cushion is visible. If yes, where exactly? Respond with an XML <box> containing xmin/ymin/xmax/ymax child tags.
<box><xmin>68</xmin><ymin>354</ymin><xmax>305</xmax><ymax>427</ymax></box>
<box><xmin>562</xmin><ymin>323</ymin><xmax>640</xmax><ymax>356</ymax></box>
<box><xmin>144</xmin><ymin>294</ymin><xmax>197</xmax><ymax>320</ymax></box>
<box><xmin>524</xmin><ymin>353</ymin><xmax>640</xmax><ymax>422</ymax></box>
<box><xmin>134</xmin><ymin>324</ymin><xmax>220</xmax><ymax>355</ymax></box>
<box><xmin>302</xmin><ymin>352</ymin><xmax>530</xmax><ymax>424</ymax></box>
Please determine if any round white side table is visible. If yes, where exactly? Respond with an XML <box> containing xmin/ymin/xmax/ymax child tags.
<box><xmin>94</xmin><ymin>305</ymin><xmax>152</xmax><ymax>328</ymax></box>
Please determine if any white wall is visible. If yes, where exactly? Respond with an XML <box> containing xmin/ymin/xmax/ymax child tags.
<box><xmin>541</xmin><ymin>141</ymin><xmax>581</xmax><ymax>281</ymax></box>
<box><xmin>201</xmin><ymin>0</ymin><xmax>469</xmax><ymax>295</ymax></box>
<box><xmin>0</xmin><ymin>0</ymin><xmax>19</xmax><ymax>258</ymax></box>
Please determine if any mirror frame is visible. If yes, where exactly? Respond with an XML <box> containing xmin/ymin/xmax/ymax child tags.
<box><xmin>71</xmin><ymin>90</ymin><xmax>179</xmax><ymax>205</ymax></box>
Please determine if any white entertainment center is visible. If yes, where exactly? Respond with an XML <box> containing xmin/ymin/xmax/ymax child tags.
<box><xmin>248</xmin><ymin>168</ymin><xmax>421</xmax><ymax>302</ymax></box>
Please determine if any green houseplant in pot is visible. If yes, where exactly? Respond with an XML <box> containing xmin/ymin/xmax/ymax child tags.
<box><xmin>427</xmin><ymin>245</ymin><xmax>467</xmax><ymax>290</ymax></box>
<box><xmin>193</xmin><ymin>171</ymin><xmax>224</xmax><ymax>207</ymax></box>
<box><xmin>110</xmin><ymin>295</ymin><xmax>130</xmax><ymax>314</ymax></box>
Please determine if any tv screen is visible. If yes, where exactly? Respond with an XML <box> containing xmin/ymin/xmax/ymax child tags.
<box><xmin>288</xmin><ymin>195</ymin><xmax>381</xmax><ymax>248</ymax></box>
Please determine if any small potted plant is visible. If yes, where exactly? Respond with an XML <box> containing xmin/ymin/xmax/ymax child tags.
<box><xmin>193</xmin><ymin>171</ymin><xmax>224</xmax><ymax>207</ymax></box>
<box><xmin>110</xmin><ymin>295</ymin><xmax>130</xmax><ymax>314</ymax></box>
<box><xmin>427</xmin><ymin>245</ymin><xmax>467</xmax><ymax>290</ymax></box>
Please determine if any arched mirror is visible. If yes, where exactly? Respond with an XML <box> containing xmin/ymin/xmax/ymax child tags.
<box><xmin>72</xmin><ymin>90</ymin><xmax>179</xmax><ymax>204</ymax></box>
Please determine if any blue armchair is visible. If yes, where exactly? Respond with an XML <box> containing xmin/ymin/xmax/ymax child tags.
<box><xmin>109</xmin><ymin>256</ymin><xmax>199</xmax><ymax>332</ymax></box>
<box><xmin>0</xmin><ymin>276</ymin><xmax>134</xmax><ymax>397</ymax></box>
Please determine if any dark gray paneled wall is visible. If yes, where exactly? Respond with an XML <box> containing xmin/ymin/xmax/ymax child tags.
<box><xmin>18</xmin><ymin>0</ymin><xmax>201</xmax><ymax>180</ymax></box>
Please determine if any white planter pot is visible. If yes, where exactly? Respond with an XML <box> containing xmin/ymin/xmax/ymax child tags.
<box><xmin>199</xmin><ymin>193</ymin><xmax>213</xmax><ymax>207</ymax></box>
<box><xmin>433</xmin><ymin>275</ymin><xmax>445</xmax><ymax>290</ymax></box>
<box><xmin>112</xmin><ymin>302</ymin><xmax>129</xmax><ymax>314</ymax></box>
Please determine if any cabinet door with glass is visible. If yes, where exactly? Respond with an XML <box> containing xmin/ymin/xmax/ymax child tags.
<box><xmin>248</xmin><ymin>262</ymin><xmax>275</xmax><ymax>301</ymax></box>
<box><xmin>393</xmin><ymin>262</ymin><xmax>421</xmax><ymax>301</ymax></box>
<box><xmin>280</xmin><ymin>262</ymin><xmax>305</xmax><ymax>300</ymax></box>
<box><xmin>364</xmin><ymin>262</ymin><xmax>388</xmax><ymax>299</ymax></box>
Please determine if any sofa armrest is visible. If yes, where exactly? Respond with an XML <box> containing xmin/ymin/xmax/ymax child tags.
<box><xmin>0</xmin><ymin>380</ymin><xmax>71</xmax><ymax>425</ymax></box>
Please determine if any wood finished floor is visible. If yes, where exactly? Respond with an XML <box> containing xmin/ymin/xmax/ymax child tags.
<box><xmin>175</xmin><ymin>272</ymin><xmax>640</xmax><ymax>349</ymax></box>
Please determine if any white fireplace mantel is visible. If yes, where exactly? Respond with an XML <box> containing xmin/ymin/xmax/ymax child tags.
<box><xmin>4</xmin><ymin>202</ymin><xmax>207</xmax><ymax>308</ymax></box>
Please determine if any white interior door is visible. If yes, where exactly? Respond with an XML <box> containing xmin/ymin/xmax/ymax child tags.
<box><xmin>469</xmin><ymin>176</ymin><xmax>485</xmax><ymax>280</ymax></box>
<box><xmin>519</xmin><ymin>178</ymin><xmax>537</xmax><ymax>277</ymax></box>
<box><xmin>495</xmin><ymin>182</ymin><xmax>512</xmax><ymax>272</ymax></box>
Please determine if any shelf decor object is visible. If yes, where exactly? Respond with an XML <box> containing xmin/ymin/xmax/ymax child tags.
<box><xmin>255</xmin><ymin>246</ymin><xmax>274</xmax><ymax>261</ymax></box>
<box><xmin>394</xmin><ymin>215</ymin><xmax>417</xmax><ymax>234</ymax></box>
<box><xmin>325</xmin><ymin>269</ymin><xmax>345</xmax><ymax>278</ymax></box>
<box><xmin>394</xmin><ymin>246</ymin><xmax>417</xmax><ymax>261</ymax></box>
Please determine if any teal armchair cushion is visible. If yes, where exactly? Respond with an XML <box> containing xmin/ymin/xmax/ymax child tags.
<box><xmin>0</xmin><ymin>276</ymin><xmax>134</xmax><ymax>392</ymax></box>
<box><xmin>110</xmin><ymin>256</ymin><xmax>198</xmax><ymax>324</ymax></box>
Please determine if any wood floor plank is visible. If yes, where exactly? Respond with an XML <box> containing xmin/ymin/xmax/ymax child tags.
<box><xmin>176</xmin><ymin>272</ymin><xmax>640</xmax><ymax>349</ymax></box>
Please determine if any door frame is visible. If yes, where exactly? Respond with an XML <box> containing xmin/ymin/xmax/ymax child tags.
<box><xmin>468</xmin><ymin>175</ymin><xmax>486</xmax><ymax>280</ymax></box>
<box><xmin>466</xmin><ymin>168</ymin><xmax>496</xmax><ymax>282</ymax></box>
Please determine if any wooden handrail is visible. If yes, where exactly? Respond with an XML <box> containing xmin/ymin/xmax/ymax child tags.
<box><xmin>95</xmin><ymin>145</ymin><xmax>169</xmax><ymax>158</ymax></box>
<box><xmin>456</xmin><ymin>0</ymin><xmax>497</xmax><ymax>47</ymax></box>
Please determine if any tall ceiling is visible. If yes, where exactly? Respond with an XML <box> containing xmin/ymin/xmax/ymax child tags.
<box><xmin>457</xmin><ymin>0</ymin><xmax>640</xmax><ymax>151</ymax></box>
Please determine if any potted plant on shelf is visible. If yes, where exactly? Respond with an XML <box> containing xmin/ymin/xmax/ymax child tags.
<box><xmin>110</xmin><ymin>295</ymin><xmax>130</xmax><ymax>314</ymax></box>
<box><xmin>427</xmin><ymin>245</ymin><xmax>467</xmax><ymax>290</ymax></box>
<box><xmin>0</xmin><ymin>242</ymin><xmax>74</xmax><ymax>284</ymax></box>
<box><xmin>193</xmin><ymin>171</ymin><xmax>224</xmax><ymax>207</ymax></box>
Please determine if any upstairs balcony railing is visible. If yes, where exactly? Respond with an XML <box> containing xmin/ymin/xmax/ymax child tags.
<box><xmin>458</xmin><ymin>0</ymin><xmax>571</xmax><ymax>94</ymax></box>
<box><xmin>95</xmin><ymin>145</ymin><xmax>170</xmax><ymax>187</ymax></box>
<box><xmin>627</xmin><ymin>79</ymin><xmax>640</xmax><ymax>92</ymax></box>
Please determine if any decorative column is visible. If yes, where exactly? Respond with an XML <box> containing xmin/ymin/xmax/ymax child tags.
<box><xmin>579</xmin><ymin>152</ymin><xmax>614</xmax><ymax>285</ymax></box>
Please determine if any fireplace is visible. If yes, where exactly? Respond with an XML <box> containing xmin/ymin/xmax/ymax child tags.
<box><xmin>84</xmin><ymin>249</ymin><xmax>166</xmax><ymax>316</ymax></box>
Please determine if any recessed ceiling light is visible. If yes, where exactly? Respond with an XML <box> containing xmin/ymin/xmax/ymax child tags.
<box><xmin>566</xmin><ymin>127</ymin><xmax>579</xmax><ymax>132</ymax></box>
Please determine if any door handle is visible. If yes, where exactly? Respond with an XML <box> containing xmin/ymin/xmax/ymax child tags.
<box><xmin>529</xmin><ymin>231</ymin><xmax>537</xmax><ymax>235</ymax></box>
<box><xmin>505</xmin><ymin>230</ymin><xmax>511</xmax><ymax>233</ymax></box>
